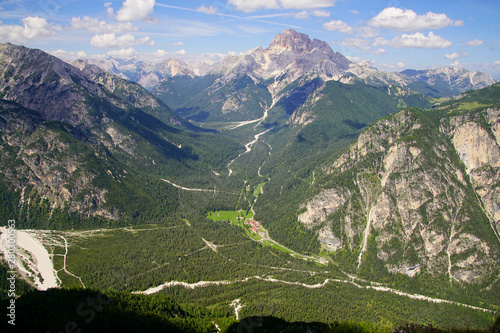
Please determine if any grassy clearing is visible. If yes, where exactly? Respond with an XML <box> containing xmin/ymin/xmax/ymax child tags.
<box><xmin>456</xmin><ymin>102</ymin><xmax>491</xmax><ymax>110</ymax></box>
<box><xmin>206</xmin><ymin>210</ymin><xmax>253</xmax><ymax>223</ymax></box>
<box><xmin>253</xmin><ymin>182</ymin><xmax>266</xmax><ymax>198</ymax></box>
<box><xmin>207</xmin><ymin>210</ymin><xmax>327</xmax><ymax>265</ymax></box>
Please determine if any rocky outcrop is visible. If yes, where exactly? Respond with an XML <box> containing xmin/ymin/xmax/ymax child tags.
<box><xmin>299</xmin><ymin>106</ymin><xmax>500</xmax><ymax>283</ymax></box>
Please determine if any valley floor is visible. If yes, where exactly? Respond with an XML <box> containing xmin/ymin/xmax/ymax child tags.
<box><xmin>1</xmin><ymin>224</ymin><xmax>497</xmax><ymax>331</ymax></box>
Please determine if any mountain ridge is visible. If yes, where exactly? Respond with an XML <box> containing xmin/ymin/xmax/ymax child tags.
<box><xmin>74</xmin><ymin>29</ymin><xmax>495</xmax><ymax>102</ymax></box>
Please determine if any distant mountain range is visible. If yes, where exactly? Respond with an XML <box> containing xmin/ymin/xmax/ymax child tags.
<box><xmin>81</xmin><ymin>29</ymin><xmax>495</xmax><ymax>100</ymax></box>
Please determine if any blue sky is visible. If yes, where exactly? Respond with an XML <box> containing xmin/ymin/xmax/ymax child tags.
<box><xmin>1</xmin><ymin>0</ymin><xmax>499</xmax><ymax>78</ymax></box>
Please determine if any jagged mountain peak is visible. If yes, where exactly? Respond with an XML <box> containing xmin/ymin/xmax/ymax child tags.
<box><xmin>268</xmin><ymin>29</ymin><xmax>331</xmax><ymax>55</ymax></box>
<box><xmin>268</xmin><ymin>29</ymin><xmax>312</xmax><ymax>53</ymax></box>
<box><xmin>210</xmin><ymin>29</ymin><xmax>351</xmax><ymax>94</ymax></box>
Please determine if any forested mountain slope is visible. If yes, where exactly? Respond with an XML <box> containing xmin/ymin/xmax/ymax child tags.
<box><xmin>0</xmin><ymin>43</ymin><xmax>242</xmax><ymax>226</ymax></box>
<box><xmin>297</xmin><ymin>83</ymin><xmax>500</xmax><ymax>287</ymax></box>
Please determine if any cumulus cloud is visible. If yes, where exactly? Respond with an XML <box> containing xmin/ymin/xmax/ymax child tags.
<box><xmin>107</xmin><ymin>47</ymin><xmax>137</xmax><ymax>58</ymax></box>
<box><xmin>368</xmin><ymin>48</ymin><xmax>386</xmax><ymax>54</ymax></box>
<box><xmin>311</xmin><ymin>10</ymin><xmax>330</xmax><ymax>17</ymax></box>
<box><xmin>373</xmin><ymin>32</ymin><xmax>452</xmax><ymax>49</ymax></box>
<box><xmin>466</xmin><ymin>39</ymin><xmax>484</xmax><ymax>46</ymax></box>
<box><xmin>115</xmin><ymin>0</ymin><xmax>155</xmax><ymax>22</ymax></box>
<box><xmin>71</xmin><ymin>16</ymin><xmax>137</xmax><ymax>33</ymax></box>
<box><xmin>196</xmin><ymin>5</ymin><xmax>217</xmax><ymax>14</ymax></box>
<box><xmin>323</xmin><ymin>20</ymin><xmax>354</xmax><ymax>34</ymax></box>
<box><xmin>358</xmin><ymin>26</ymin><xmax>379</xmax><ymax>38</ymax></box>
<box><xmin>370</xmin><ymin>7</ymin><xmax>458</xmax><ymax>31</ymax></box>
<box><xmin>290</xmin><ymin>10</ymin><xmax>330</xmax><ymax>19</ymax></box>
<box><xmin>342</xmin><ymin>37</ymin><xmax>370</xmax><ymax>50</ymax></box>
<box><xmin>0</xmin><ymin>16</ymin><xmax>61</xmax><ymax>41</ymax></box>
<box><xmin>50</xmin><ymin>49</ymin><xmax>88</xmax><ymax>60</ymax></box>
<box><xmin>90</xmin><ymin>33</ymin><xmax>155</xmax><ymax>48</ymax></box>
<box><xmin>228</xmin><ymin>0</ymin><xmax>334</xmax><ymax>12</ymax></box>
<box><xmin>172</xmin><ymin>41</ymin><xmax>184</xmax><ymax>46</ymax></box>
<box><xmin>445</xmin><ymin>52</ymin><xmax>460</xmax><ymax>59</ymax></box>
<box><xmin>444</xmin><ymin>51</ymin><xmax>467</xmax><ymax>59</ymax></box>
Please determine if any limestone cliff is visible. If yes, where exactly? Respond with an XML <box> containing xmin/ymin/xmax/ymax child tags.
<box><xmin>298</xmin><ymin>98</ymin><xmax>500</xmax><ymax>283</ymax></box>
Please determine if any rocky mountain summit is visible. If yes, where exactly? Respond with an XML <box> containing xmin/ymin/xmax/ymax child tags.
<box><xmin>211</xmin><ymin>29</ymin><xmax>352</xmax><ymax>95</ymax></box>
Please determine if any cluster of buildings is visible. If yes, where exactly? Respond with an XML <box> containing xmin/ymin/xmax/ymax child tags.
<box><xmin>246</xmin><ymin>220</ymin><xmax>261</xmax><ymax>233</ymax></box>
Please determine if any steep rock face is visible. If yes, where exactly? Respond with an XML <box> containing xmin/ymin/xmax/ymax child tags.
<box><xmin>443</xmin><ymin>108</ymin><xmax>500</xmax><ymax>243</ymax></box>
<box><xmin>211</xmin><ymin>29</ymin><xmax>351</xmax><ymax>95</ymax></box>
<box><xmin>0</xmin><ymin>101</ymin><xmax>121</xmax><ymax>219</ymax></box>
<box><xmin>298</xmin><ymin>107</ymin><xmax>500</xmax><ymax>283</ymax></box>
<box><xmin>0</xmin><ymin>43</ymin><xmax>114</xmax><ymax>129</ymax></box>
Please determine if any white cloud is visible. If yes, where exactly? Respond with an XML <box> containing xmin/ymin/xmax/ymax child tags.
<box><xmin>357</xmin><ymin>26</ymin><xmax>379</xmax><ymax>38</ymax></box>
<box><xmin>373</xmin><ymin>32</ymin><xmax>452</xmax><ymax>49</ymax></box>
<box><xmin>466</xmin><ymin>39</ymin><xmax>484</xmax><ymax>46</ymax></box>
<box><xmin>445</xmin><ymin>52</ymin><xmax>460</xmax><ymax>59</ymax></box>
<box><xmin>397</xmin><ymin>62</ymin><xmax>405</xmax><ymax>68</ymax></box>
<box><xmin>342</xmin><ymin>37</ymin><xmax>370</xmax><ymax>50</ymax></box>
<box><xmin>350</xmin><ymin>10</ymin><xmax>359</xmax><ymax>14</ymax></box>
<box><xmin>115</xmin><ymin>0</ymin><xmax>155</xmax><ymax>22</ymax></box>
<box><xmin>451</xmin><ymin>59</ymin><xmax>460</xmax><ymax>67</ymax></box>
<box><xmin>90</xmin><ymin>33</ymin><xmax>155</xmax><ymax>48</ymax></box>
<box><xmin>368</xmin><ymin>48</ymin><xmax>386</xmax><ymax>54</ymax></box>
<box><xmin>370</xmin><ymin>7</ymin><xmax>458</xmax><ymax>31</ymax></box>
<box><xmin>172</xmin><ymin>41</ymin><xmax>184</xmax><ymax>46</ymax></box>
<box><xmin>227</xmin><ymin>0</ymin><xmax>334</xmax><ymax>12</ymax></box>
<box><xmin>0</xmin><ymin>16</ymin><xmax>61</xmax><ymax>41</ymax></box>
<box><xmin>227</xmin><ymin>0</ymin><xmax>279</xmax><ymax>12</ymax></box>
<box><xmin>177</xmin><ymin>49</ymin><xmax>187</xmax><ymax>55</ymax></box>
<box><xmin>323</xmin><ymin>20</ymin><xmax>354</xmax><ymax>34</ymax></box>
<box><xmin>346</xmin><ymin>56</ymin><xmax>361</xmax><ymax>62</ymax></box>
<box><xmin>444</xmin><ymin>51</ymin><xmax>467</xmax><ymax>59</ymax></box>
<box><xmin>311</xmin><ymin>10</ymin><xmax>330</xmax><ymax>17</ymax></box>
<box><xmin>196</xmin><ymin>5</ymin><xmax>217</xmax><ymax>14</ymax></box>
<box><xmin>105</xmin><ymin>2</ymin><xmax>115</xmax><ymax>18</ymax></box>
<box><xmin>50</xmin><ymin>49</ymin><xmax>88</xmax><ymax>60</ymax></box>
<box><xmin>289</xmin><ymin>10</ymin><xmax>330</xmax><ymax>19</ymax></box>
<box><xmin>71</xmin><ymin>16</ymin><xmax>137</xmax><ymax>33</ymax></box>
<box><xmin>494</xmin><ymin>60</ymin><xmax>500</xmax><ymax>65</ymax></box>
<box><xmin>295</xmin><ymin>11</ymin><xmax>309</xmax><ymax>19</ymax></box>
<box><xmin>280</xmin><ymin>0</ymin><xmax>335</xmax><ymax>9</ymax></box>
<box><xmin>107</xmin><ymin>47</ymin><xmax>137</xmax><ymax>58</ymax></box>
